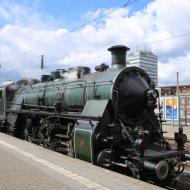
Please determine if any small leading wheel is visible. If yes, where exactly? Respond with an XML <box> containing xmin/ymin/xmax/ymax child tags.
<box><xmin>97</xmin><ymin>149</ymin><xmax>111</xmax><ymax>168</ymax></box>
<box><xmin>24</xmin><ymin>119</ymin><xmax>32</xmax><ymax>141</ymax></box>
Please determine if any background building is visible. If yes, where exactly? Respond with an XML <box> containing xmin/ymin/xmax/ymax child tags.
<box><xmin>160</xmin><ymin>85</ymin><xmax>190</xmax><ymax>96</ymax></box>
<box><xmin>127</xmin><ymin>50</ymin><xmax>158</xmax><ymax>85</ymax></box>
<box><xmin>157</xmin><ymin>85</ymin><xmax>190</xmax><ymax>126</ymax></box>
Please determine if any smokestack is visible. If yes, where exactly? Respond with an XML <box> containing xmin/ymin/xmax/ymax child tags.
<box><xmin>108</xmin><ymin>45</ymin><xmax>130</xmax><ymax>69</ymax></box>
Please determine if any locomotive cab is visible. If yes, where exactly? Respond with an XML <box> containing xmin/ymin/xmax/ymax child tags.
<box><xmin>0</xmin><ymin>87</ymin><xmax>6</xmax><ymax>121</ymax></box>
<box><xmin>0</xmin><ymin>86</ymin><xmax>12</xmax><ymax>133</ymax></box>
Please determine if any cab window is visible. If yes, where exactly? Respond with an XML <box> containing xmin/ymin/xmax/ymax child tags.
<box><xmin>0</xmin><ymin>91</ymin><xmax>2</xmax><ymax>99</ymax></box>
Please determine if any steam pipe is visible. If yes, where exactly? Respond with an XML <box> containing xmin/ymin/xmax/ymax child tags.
<box><xmin>143</xmin><ymin>160</ymin><xmax>169</xmax><ymax>180</ymax></box>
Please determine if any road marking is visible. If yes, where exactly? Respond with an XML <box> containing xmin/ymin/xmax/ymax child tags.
<box><xmin>0</xmin><ymin>140</ymin><xmax>111</xmax><ymax>190</ymax></box>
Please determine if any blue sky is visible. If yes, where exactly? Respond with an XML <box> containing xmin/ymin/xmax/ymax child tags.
<box><xmin>0</xmin><ymin>0</ymin><xmax>190</xmax><ymax>85</ymax></box>
<box><xmin>0</xmin><ymin>0</ymin><xmax>152</xmax><ymax>28</ymax></box>
<box><xmin>38</xmin><ymin>0</ymin><xmax>152</xmax><ymax>18</ymax></box>
<box><xmin>5</xmin><ymin>0</ymin><xmax>152</xmax><ymax>17</ymax></box>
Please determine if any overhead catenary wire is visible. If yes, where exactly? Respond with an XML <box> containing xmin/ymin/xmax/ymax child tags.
<box><xmin>1</xmin><ymin>1</ymin><xmax>190</xmax><ymax>84</ymax></box>
<box><xmin>4</xmin><ymin>30</ymin><xmax>190</xmax><ymax>69</ymax></box>
<box><xmin>137</xmin><ymin>31</ymin><xmax>190</xmax><ymax>47</ymax></box>
<box><xmin>44</xmin><ymin>0</ymin><xmax>136</xmax><ymax>44</ymax></box>
<box><xmin>4</xmin><ymin>0</ymin><xmax>190</xmax><ymax>65</ymax></box>
<box><xmin>2</xmin><ymin>0</ymin><xmax>190</xmax><ymax>66</ymax></box>
<box><xmin>70</xmin><ymin>31</ymin><xmax>190</xmax><ymax>66</ymax></box>
<box><xmin>45</xmin><ymin>0</ymin><xmax>87</xmax><ymax>24</ymax></box>
<box><xmin>156</xmin><ymin>3</ymin><xmax>190</xmax><ymax>17</ymax></box>
<box><xmin>0</xmin><ymin>0</ymin><xmax>87</xmax><ymax>63</ymax></box>
<box><xmin>3</xmin><ymin>0</ymin><xmax>137</xmax><ymax>64</ymax></box>
<box><xmin>2</xmin><ymin>0</ymin><xmax>88</xmax><ymax>62</ymax></box>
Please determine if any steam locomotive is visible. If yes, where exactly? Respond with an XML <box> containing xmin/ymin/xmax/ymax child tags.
<box><xmin>0</xmin><ymin>45</ymin><xmax>190</xmax><ymax>188</ymax></box>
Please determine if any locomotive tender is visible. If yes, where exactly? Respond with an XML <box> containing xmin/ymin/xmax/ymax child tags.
<box><xmin>0</xmin><ymin>45</ymin><xmax>190</xmax><ymax>186</ymax></box>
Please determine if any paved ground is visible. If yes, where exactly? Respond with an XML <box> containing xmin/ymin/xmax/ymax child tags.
<box><xmin>0</xmin><ymin>148</ymin><xmax>70</xmax><ymax>190</ymax></box>
<box><xmin>162</xmin><ymin>125</ymin><xmax>190</xmax><ymax>139</ymax></box>
<box><xmin>0</xmin><ymin>133</ymin><xmax>164</xmax><ymax>190</ymax></box>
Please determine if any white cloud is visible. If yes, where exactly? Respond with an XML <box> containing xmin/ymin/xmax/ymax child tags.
<box><xmin>0</xmin><ymin>0</ymin><xmax>190</xmax><ymax>86</ymax></box>
<box><xmin>158</xmin><ymin>53</ymin><xmax>190</xmax><ymax>86</ymax></box>
<box><xmin>58</xmin><ymin>51</ymin><xmax>110</xmax><ymax>70</ymax></box>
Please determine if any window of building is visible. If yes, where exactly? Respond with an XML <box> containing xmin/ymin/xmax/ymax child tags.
<box><xmin>181</xmin><ymin>98</ymin><xmax>185</xmax><ymax>104</ymax></box>
<box><xmin>180</xmin><ymin>110</ymin><xmax>184</xmax><ymax>116</ymax></box>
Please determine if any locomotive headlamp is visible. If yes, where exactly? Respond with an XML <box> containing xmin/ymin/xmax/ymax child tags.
<box><xmin>147</xmin><ymin>89</ymin><xmax>159</xmax><ymax>100</ymax></box>
<box><xmin>152</xmin><ymin>89</ymin><xmax>159</xmax><ymax>99</ymax></box>
<box><xmin>146</xmin><ymin>89</ymin><xmax>159</xmax><ymax>109</ymax></box>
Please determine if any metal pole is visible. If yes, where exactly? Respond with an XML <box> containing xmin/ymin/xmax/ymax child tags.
<box><xmin>41</xmin><ymin>55</ymin><xmax>44</xmax><ymax>70</ymax></box>
<box><xmin>176</xmin><ymin>72</ymin><xmax>180</xmax><ymax>128</ymax></box>
<box><xmin>172</xmin><ymin>95</ymin><xmax>174</xmax><ymax>127</ymax></box>
<box><xmin>185</xmin><ymin>96</ymin><xmax>187</xmax><ymax>126</ymax></box>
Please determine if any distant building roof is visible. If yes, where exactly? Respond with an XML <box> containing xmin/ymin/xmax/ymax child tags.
<box><xmin>158</xmin><ymin>84</ymin><xmax>190</xmax><ymax>88</ymax></box>
<box><xmin>128</xmin><ymin>49</ymin><xmax>157</xmax><ymax>58</ymax></box>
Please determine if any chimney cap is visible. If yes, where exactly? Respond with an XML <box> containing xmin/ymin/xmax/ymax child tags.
<box><xmin>108</xmin><ymin>45</ymin><xmax>130</xmax><ymax>52</ymax></box>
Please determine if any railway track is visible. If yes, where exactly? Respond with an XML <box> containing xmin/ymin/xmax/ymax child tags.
<box><xmin>165</xmin><ymin>137</ymin><xmax>190</xmax><ymax>145</ymax></box>
<box><xmin>146</xmin><ymin>136</ymin><xmax>190</xmax><ymax>190</ymax></box>
<box><xmin>165</xmin><ymin>137</ymin><xmax>190</xmax><ymax>172</ymax></box>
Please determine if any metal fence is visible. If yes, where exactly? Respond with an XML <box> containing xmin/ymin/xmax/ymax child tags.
<box><xmin>158</xmin><ymin>95</ymin><xmax>190</xmax><ymax>127</ymax></box>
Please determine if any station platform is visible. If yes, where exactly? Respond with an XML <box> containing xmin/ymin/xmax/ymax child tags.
<box><xmin>0</xmin><ymin>133</ymin><xmax>164</xmax><ymax>190</ymax></box>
